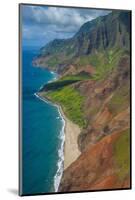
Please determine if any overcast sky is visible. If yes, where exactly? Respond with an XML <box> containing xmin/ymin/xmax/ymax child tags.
<box><xmin>21</xmin><ymin>5</ymin><xmax>110</xmax><ymax>49</ymax></box>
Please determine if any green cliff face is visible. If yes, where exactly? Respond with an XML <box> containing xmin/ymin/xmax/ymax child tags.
<box><xmin>37</xmin><ymin>10</ymin><xmax>131</xmax><ymax>191</ymax></box>
<box><xmin>34</xmin><ymin>10</ymin><xmax>130</xmax><ymax>72</ymax></box>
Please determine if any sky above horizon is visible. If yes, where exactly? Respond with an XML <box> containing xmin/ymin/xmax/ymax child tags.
<box><xmin>21</xmin><ymin>5</ymin><xmax>110</xmax><ymax>49</ymax></box>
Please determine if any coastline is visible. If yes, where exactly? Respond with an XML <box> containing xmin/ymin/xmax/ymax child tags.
<box><xmin>35</xmin><ymin>92</ymin><xmax>81</xmax><ymax>189</ymax></box>
<box><xmin>58</xmin><ymin>106</ymin><xmax>81</xmax><ymax>170</ymax></box>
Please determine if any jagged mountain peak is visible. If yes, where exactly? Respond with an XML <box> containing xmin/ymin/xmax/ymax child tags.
<box><xmin>34</xmin><ymin>10</ymin><xmax>131</xmax><ymax>72</ymax></box>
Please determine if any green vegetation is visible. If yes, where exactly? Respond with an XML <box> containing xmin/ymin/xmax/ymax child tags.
<box><xmin>44</xmin><ymin>86</ymin><xmax>86</xmax><ymax>128</ymax></box>
<box><xmin>37</xmin><ymin>11</ymin><xmax>130</xmax><ymax>77</ymax></box>
<box><xmin>60</xmin><ymin>73</ymin><xmax>90</xmax><ymax>81</ymax></box>
<box><xmin>43</xmin><ymin>73</ymin><xmax>90</xmax><ymax>91</ymax></box>
<box><xmin>75</xmin><ymin>48</ymin><xmax>127</xmax><ymax>81</ymax></box>
<box><xmin>46</xmin><ymin>56</ymin><xmax>60</xmax><ymax>68</ymax></box>
<box><xmin>75</xmin><ymin>53</ymin><xmax>103</xmax><ymax>67</ymax></box>
<box><xmin>113</xmin><ymin>129</ymin><xmax>130</xmax><ymax>180</ymax></box>
<box><xmin>93</xmin><ymin>48</ymin><xmax>127</xmax><ymax>81</ymax></box>
<box><xmin>108</xmin><ymin>85</ymin><xmax>129</xmax><ymax>116</ymax></box>
<box><xmin>41</xmin><ymin>74</ymin><xmax>89</xmax><ymax>127</ymax></box>
<box><xmin>43</xmin><ymin>79</ymin><xmax>80</xmax><ymax>91</ymax></box>
<box><xmin>65</xmin><ymin>45</ymin><xmax>76</xmax><ymax>56</ymax></box>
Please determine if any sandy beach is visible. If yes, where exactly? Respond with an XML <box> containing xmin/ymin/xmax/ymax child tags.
<box><xmin>59</xmin><ymin>107</ymin><xmax>81</xmax><ymax>170</ymax></box>
<box><xmin>38</xmin><ymin>92</ymin><xmax>81</xmax><ymax>170</ymax></box>
<box><xmin>64</xmin><ymin>117</ymin><xmax>81</xmax><ymax>169</ymax></box>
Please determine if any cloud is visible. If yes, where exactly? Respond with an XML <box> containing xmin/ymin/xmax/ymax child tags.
<box><xmin>21</xmin><ymin>5</ymin><xmax>110</xmax><ymax>47</ymax></box>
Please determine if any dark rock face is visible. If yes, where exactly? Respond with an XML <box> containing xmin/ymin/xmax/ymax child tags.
<box><xmin>76</xmin><ymin>11</ymin><xmax>131</xmax><ymax>54</ymax></box>
<box><xmin>34</xmin><ymin>11</ymin><xmax>131</xmax><ymax>71</ymax></box>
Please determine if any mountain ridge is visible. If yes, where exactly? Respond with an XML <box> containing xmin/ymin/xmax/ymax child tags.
<box><xmin>33</xmin><ymin>10</ymin><xmax>130</xmax><ymax>74</ymax></box>
<box><xmin>36</xmin><ymin>10</ymin><xmax>131</xmax><ymax>192</ymax></box>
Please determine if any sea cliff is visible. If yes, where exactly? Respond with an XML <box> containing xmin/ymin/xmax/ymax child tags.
<box><xmin>34</xmin><ymin>10</ymin><xmax>131</xmax><ymax>192</ymax></box>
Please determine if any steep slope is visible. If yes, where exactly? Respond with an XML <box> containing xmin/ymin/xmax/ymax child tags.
<box><xmin>40</xmin><ymin>52</ymin><xmax>130</xmax><ymax>192</ymax></box>
<box><xmin>33</xmin><ymin>10</ymin><xmax>130</xmax><ymax>75</ymax></box>
<box><xmin>77</xmin><ymin>55</ymin><xmax>130</xmax><ymax>152</ymax></box>
<box><xmin>58</xmin><ymin>128</ymin><xmax>130</xmax><ymax>192</ymax></box>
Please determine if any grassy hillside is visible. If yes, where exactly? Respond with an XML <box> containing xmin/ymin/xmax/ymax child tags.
<box><xmin>40</xmin><ymin>73</ymin><xmax>90</xmax><ymax>128</ymax></box>
<box><xmin>34</xmin><ymin>11</ymin><xmax>130</xmax><ymax>72</ymax></box>
<box><xmin>37</xmin><ymin>10</ymin><xmax>130</xmax><ymax>192</ymax></box>
<box><xmin>75</xmin><ymin>48</ymin><xmax>129</xmax><ymax>81</ymax></box>
<box><xmin>113</xmin><ymin>128</ymin><xmax>130</xmax><ymax>180</ymax></box>
<box><xmin>42</xmin><ymin>85</ymin><xmax>86</xmax><ymax>128</ymax></box>
<box><xmin>108</xmin><ymin>84</ymin><xmax>130</xmax><ymax>116</ymax></box>
<box><xmin>41</xmin><ymin>73</ymin><xmax>90</xmax><ymax>92</ymax></box>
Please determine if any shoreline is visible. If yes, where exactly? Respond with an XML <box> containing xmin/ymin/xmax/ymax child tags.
<box><xmin>35</xmin><ymin>92</ymin><xmax>81</xmax><ymax>189</ymax></box>
<box><xmin>37</xmin><ymin>92</ymin><xmax>81</xmax><ymax>169</ymax></box>
<box><xmin>34</xmin><ymin>92</ymin><xmax>65</xmax><ymax>192</ymax></box>
<box><xmin>58</xmin><ymin>106</ymin><xmax>81</xmax><ymax>170</ymax></box>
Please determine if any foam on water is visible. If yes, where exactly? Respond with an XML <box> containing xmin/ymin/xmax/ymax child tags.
<box><xmin>34</xmin><ymin>92</ymin><xmax>65</xmax><ymax>192</ymax></box>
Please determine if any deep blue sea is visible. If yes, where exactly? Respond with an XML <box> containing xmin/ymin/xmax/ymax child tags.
<box><xmin>22</xmin><ymin>49</ymin><xmax>64</xmax><ymax>195</ymax></box>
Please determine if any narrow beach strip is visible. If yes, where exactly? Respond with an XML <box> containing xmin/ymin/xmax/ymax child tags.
<box><xmin>34</xmin><ymin>92</ymin><xmax>81</xmax><ymax>191</ymax></box>
<box><xmin>59</xmin><ymin>108</ymin><xmax>81</xmax><ymax>170</ymax></box>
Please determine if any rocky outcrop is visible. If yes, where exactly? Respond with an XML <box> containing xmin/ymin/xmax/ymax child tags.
<box><xmin>58</xmin><ymin>53</ymin><xmax>130</xmax><ymax>191</ymax></box>
<box><xmin>33</xmin><ymin>11</ymin><xmax>131</xmax><ymax>74</ymax></box>
<box><xmin>77</xmin><ymin>55</ymin><xmax>130</xmax><ymax>152</ymax></box>
<box><xmin>58</xmin><ymin>128</ymin><xmax>130</xmax><ymax>192</ymax></box>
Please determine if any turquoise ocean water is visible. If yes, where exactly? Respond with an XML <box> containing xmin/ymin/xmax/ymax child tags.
<box><xmin>22</xmin><ymin>49</ymin><xmax>65</xmax><ymax>195</ymax></box>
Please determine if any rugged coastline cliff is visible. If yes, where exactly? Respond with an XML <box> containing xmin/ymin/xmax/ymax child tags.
<box><xmin>34</xmin><ymin>10</ymin><xmax>131</xmax><ymax>191</ymax></box>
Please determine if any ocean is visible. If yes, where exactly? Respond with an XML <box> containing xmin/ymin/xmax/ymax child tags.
<box><xmin>21</xmin><ymin>48</ymin><xmax>64</xmax><ymax>195</ymax></box>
